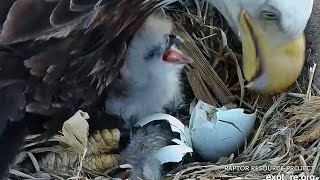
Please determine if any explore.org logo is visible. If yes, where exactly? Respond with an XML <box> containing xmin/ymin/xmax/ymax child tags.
<box><xmin>224</xmin><ymin>165</ymin><xmax>319</xmax><ymax>180</ymax></box>
<box><xmin>266</xmin><ymin>174</ymin><xmax>319</xmax><ymax>180</ymax></box>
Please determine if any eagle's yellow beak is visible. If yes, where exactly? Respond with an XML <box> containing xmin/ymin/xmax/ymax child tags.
<box><xmin>240</xmin><ymin>11</ymin><xmax>305</xmax><ymax>94</ymax></box>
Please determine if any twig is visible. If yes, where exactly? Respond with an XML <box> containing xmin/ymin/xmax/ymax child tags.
<box><xmin>306</xmin><ymin>63</ymin><xmax>317</xmax><ymax>100</ymax></box>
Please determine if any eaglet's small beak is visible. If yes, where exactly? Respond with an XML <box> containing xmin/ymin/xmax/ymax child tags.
<box><xmin>163</xmin><ymin>35</ymin><xmax>193</xmax><ymax>64</ymax></box>
<box><xmin>240</xmin><ymin>11</ymin><xmax>305</xmax><ymax>94</ymax></box>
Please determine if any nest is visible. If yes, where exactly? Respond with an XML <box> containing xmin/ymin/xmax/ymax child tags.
<box><xmin>10</xmin><ymin>1</ymin><xmax>320</xmax><ymax>179</ymax></box>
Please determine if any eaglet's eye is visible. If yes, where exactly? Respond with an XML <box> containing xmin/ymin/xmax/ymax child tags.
<box><xmin>145</xmin><ymin>48</ymin><xmax>160</xmax><ymax>60</ymax></box>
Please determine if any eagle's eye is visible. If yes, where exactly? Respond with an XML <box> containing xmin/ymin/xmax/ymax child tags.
<box><xmin>260</xmin><ymin>10</ymin><xmax>279</xmax><ymax>21</ymax></box>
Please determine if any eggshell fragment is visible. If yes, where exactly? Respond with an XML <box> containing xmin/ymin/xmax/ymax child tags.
<box><xmin>154</xmin><ymin>144</ymin><xmax>193</xmax><ymax>164</ymax></box>
<box><xmin>135</xmin><ymin>113</ymin><xmax>192</xmax><ymax>146</ymax></box>
<box><xmin>135</xmin><ymin>113</ymin><xmax>193</xmax><ymax>164</ymax></box>
<box><xmin>189</xmin><ymin>101</ymin><xmax>256</xmax><ymax>162</ymax></box>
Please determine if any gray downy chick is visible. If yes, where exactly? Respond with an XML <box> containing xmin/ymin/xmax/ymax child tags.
<box><xmin>104</xmin><ymin>14</ymin><xmax>193</xmax><ymax>126</ymax></box>
<box><xmin>120</xmin><ymin>123</ymin><xmax>173</xmax><ymax>180</ymax></box>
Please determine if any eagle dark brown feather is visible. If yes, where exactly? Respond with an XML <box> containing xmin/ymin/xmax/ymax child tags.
<box><xmin>50</xmin><ymin>0</ymin><xmax>93</xmax><ymax>26</ymax></box>
<box><xmin>0</xmin><ymin>0</ymin><xmax>176</xmax><ymax>177</ymax></box>
<box><xmin>69</xmin><ymin>0</ymin><xmax>99</xmax><ymax>11</ymax></box>
<box><xmin>0</xmin><ymin>0</ymin><xmax>17</xmax><ymax>27</ymax></box>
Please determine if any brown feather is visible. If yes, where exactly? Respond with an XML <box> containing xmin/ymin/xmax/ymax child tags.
<box><xmin>50</xmin><ymin>0</ymin><xmax>92</xmax><ymax>26</ymax></box>
<box><xmin>0</xmin><ymin>0</ymin><xmax>57</xmax><ymax>44</ymax></box>
<box><xmin>70</xmin><ymin>0</ymin><xmax>99</xmax><ymax>11</ymax></box>
<box><xmin>0</xmin><ymin>0</ymin><xmax>17</xmax><ymax>27</ymax></box>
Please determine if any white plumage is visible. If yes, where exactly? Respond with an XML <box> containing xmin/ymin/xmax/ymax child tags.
<box><xmin>105</xmin><ymin>15</ymin><xmax>192</xmax><ymax>125</ymax></box>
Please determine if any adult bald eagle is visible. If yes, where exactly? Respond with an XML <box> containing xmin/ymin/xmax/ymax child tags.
<box><xmin>0</xmin><ymin>0</ymin><xmax>314</xmax><ymax>177</ymax></box>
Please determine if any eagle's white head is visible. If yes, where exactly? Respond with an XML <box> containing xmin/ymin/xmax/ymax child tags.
<box><xmin>208</xmin><ymin>0</ymin><xmax>314</xmax><ymax>93</ymax></box>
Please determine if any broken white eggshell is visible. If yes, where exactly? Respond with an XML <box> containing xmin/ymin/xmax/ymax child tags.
<box><xmin>135</xmin><ymin>113</ymin><xmax>193</xmax><ymax>164</ymax></box>
<box><xmin>135</xmin><ymin>113</ymin><xmax>192</xmax><ymax>146</ymax></box>
<box><xmin>189</xmin><ymin>101</ymin><xmax>256</xmax><ymax>162</ymax></box>
<box><xmin>154</xmin><ymin>144</ymin><xmax>193</xmax><ymax>164</ymax></box>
